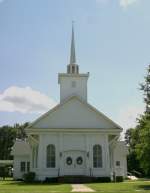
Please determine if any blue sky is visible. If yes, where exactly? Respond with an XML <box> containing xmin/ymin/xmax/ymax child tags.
<box><xmin>0</xmin><ymin>0</ymin><xmax>149</xmax><ymax>132</ymax></box>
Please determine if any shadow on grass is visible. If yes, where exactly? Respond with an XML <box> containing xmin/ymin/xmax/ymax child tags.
<box><xmin>1</xmin><ymin>180</ymin><xmax>66</xmax><ymax>186</ymax></box>
<box><xmin>138</xmin><ymin>185</ymin><xmax>150</xmax><ymax>190</ymax></box>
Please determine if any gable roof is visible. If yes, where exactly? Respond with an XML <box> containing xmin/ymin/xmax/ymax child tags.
<box><xmin>27</xmin><ymin>96</ymin><xmax>122</xmax><ymax>130</ymax></box>
<box><xmin>11</xmin><ymin>140</ymin><xmax>30</xmax><ymax>156</ymax></box>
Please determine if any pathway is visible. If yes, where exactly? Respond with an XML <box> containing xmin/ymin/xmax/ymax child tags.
<box><xmin>71</xmin><ymin>184</ymin><xmax>95</xmax><ymax>192</ymax></box>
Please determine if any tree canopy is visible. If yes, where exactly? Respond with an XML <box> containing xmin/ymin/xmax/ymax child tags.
<box><xmin>0</xmin><ymin>122</ymin><xmax>29</xmax><ymax>160</ymax></box>
<box><xmin>125</xmin><ymin>65</ymin><xmax>150</xmax><ymax>176</ymax></box>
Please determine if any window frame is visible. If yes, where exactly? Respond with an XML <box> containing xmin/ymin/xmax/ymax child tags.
<box><xmin>20</xmin><ymin>161</ymin><xmax>26</xmax><ymax>172</ymax></box>
<box><xmin>116</xmin><ymin>161</ymin><xmax>120</xmax><ymax>167</ymax></box>
<box><xmin>27</xmin><ymin>161</ymin><xmax>30</xmax><ymax>172</ymax></box>
<box><xmin>93</xmin><ymin>144</ymin><xmax>103</xmax><ymax>168</ymax></box>
<box><xmin>46</xmin><ymin>144</ymin><xmax>56</xmax><ymax>168</ymax></box>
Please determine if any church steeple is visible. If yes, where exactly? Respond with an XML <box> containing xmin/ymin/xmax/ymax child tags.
<box><xmin>70</xmin><ymin>23</ymin><xmax>76</xmax><ymax>64</ymax></box>
<box><xmin>58</xmin><ymin>24</ymin><xmax>89</xmax><ymax>102</ymax></box>
<box><xmin>67</xmin><ymin>23</ymin><xmax>79</xmax><ymax>74</ymax></box>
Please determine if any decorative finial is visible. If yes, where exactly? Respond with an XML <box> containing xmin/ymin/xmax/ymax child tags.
<box><xmin>70</xmin><ymin>21</ymin><xmax>76</xmax><ymax>64</ymax></box>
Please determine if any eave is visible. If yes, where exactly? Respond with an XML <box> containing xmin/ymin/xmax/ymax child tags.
<box><xmin>26</xmin><ymin>128</ymin><xmax>121</xmax><ymax>135</ymax></box>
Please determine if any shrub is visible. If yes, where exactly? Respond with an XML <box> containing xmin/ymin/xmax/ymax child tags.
<box><xmin>44</xmin><ymin>177</ymin><xmax>58</xmax><ymax>183</ymax></box>
<box><xmin>116</xmin><ymin>176</ymin><xmax>123</xmax><ymax>182</ymax></box>
<box><xmin>23</xmin><ymin>172</ymin><xmax>36</xmax><ymax>183</ymax></box>
<box><xmin>94</xmin><ymin>177</ymin><xmax>111</xmax><ymax>183</ymax></box>
<box><xmin>0</xmin><ymin>166</ymin><xmax>10</xmax><ymax>178</ymax></box>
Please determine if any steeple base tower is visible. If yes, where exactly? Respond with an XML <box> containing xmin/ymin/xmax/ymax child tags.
<box><xmin>58</xmin><ymin>24</ymin><xmax>89</xmax><ymax>103</ymax></box>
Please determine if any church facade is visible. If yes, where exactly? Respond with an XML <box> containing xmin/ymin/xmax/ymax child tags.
<box><xmin>12</xmin><ymin>26</ymin><xmax>128</xmax><ymax>181</ymax></box>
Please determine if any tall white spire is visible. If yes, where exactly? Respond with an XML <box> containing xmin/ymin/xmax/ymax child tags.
<box><xmin>67</xmin><ymin>22</ymin><xmax>79</xmax><ymax>74</ymax></box>
<box><xmin>70</xmin><ymin>22</ymin><xmax>76</xmax><ymax>64</ymax></box>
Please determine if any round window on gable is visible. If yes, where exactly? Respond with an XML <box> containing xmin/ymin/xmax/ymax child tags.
<box><xmin>71</xmin><ymin>81</ymin><xmax>76</xmax><ymax>88</ymax></box>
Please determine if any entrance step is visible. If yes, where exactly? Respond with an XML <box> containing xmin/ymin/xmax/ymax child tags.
<box><xmin>58</xmin><ymin>176</ymin><xmax>93</xmax><ymax>183</ymax></box>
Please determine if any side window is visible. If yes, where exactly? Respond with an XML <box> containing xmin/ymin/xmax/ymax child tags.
<box><xmin>27</xmin><ymin>162</ymin><xmax>30</xmax><ymax>172</ymax></box>
<box><xmin>20</xmin><ymin>162</ymin><xmax>26</xmax><ymax>172</ymax></box>
<box><xmin>116</xmin><ymin>161</ymin><xmax>120</xmax><ymax>166</ymax></box>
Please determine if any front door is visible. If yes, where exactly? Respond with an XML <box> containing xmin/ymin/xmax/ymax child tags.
<box><xmin>63</xmin><ymin>151</ymin><xmax>86</xmax><ymax>175</ymax></box>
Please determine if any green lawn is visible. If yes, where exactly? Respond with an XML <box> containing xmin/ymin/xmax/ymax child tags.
<box><xmin>0</xmin><ymin>180</ymin><xmax>71</xmax><ymax>193</ymax></box>
<box><xmin>0</xmin><ymin>179</ymin><xmax>150</xmax><ymax>193</ymax></box>
<box><xmin>88</xmin><ymin>180</ymin><xmax>150</xmax><ymax>193</ymax></box>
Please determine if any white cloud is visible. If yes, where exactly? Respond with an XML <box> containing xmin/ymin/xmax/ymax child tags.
<box><xmin>96</xmin><ymin>0</ymin><xmax>140</xmax><ymax>8</ymax></box>
<box><xmin>116</xmin><ymin>105</ymin><xmax>144</xmax><ymax>139</ymax></box>
<box><xmin>119</xmin><ymin>0</ymin><xmax>139</xmax><ymax>8</ymax></box>
<box><xmin>0</xmin><ymin>86</ymin><xmax>57</xmax><ymax>113</ymax></box>
<box><xmin>117</xmin><ymin>105</ymin><xmax>144</xmax><ymax>129</ymax></box>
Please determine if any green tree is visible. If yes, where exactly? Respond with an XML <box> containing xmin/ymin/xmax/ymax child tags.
<box><xmin>0</xmin><ymin>125</ymin><xmax>16</xmax><ymax>160</ymax></box>
<box><xmin>125</xmin><ymin>65</ymin><xmax>150</xmax><ymax>176</ymax></box>
<box><xmin>135</xmin><ymin>65</ymin><xmax>150</xmax><ymax>176</ymax></box>
<box><xmin>14</xmin><ymin>122</ymin><xmax>28</xmax><ymax>139</ymax></box>
<box><xmin>140</xmin><ymin>65</ymin><xmax>150</xmax><ymax>114</ymax></box>
<box><xmin>125</xmin><ymin>128</ymin><xmax>142</xmax><ymax>174</ymax></box>
<box><xmin>0</xmin><ymin>122</ymin><xmax>29</xmax><ymax>160</ymax></box>
<box><xmin>136</xmin><ymin>120</ymin><xmax>150</xmax><ymax>175</ymax></box>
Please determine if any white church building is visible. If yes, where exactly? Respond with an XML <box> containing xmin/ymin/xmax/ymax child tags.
<box><xmin>12</xmin><ymin>26</ymin><xmax>128</xmax><ymax>181</ymax></box>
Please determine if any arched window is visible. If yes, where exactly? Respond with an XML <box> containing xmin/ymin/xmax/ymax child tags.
<box><xmin>93</xmin><ymin>144</ymin><xmax>102</xmax><ymax>168</ymax></box>
<box><xmin>46</xmin><ymin>144</ymin><xmax>56</xmax><ymax>168</ymax></box>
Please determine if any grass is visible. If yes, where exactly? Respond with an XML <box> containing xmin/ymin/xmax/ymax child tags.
<box><xmin>0</xmin><ymin>179</ymin><xmax>150</xmax><ymax>193</ymax></box>
<box><xmin>88</xmin><ymin>180</ymin><xmax>150</xmax><ymax>193</ymax></box>
<box><xmin>0</xmin><ymin>179</ymin><xmax>71</xmax><ymax>193</ymax></box>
